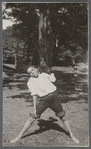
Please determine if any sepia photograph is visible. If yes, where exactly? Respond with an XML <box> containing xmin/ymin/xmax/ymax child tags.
<box><xmin>2</xmin><ymin>2</ymin><xmax>89</xmax><ymax>147</ymax></box>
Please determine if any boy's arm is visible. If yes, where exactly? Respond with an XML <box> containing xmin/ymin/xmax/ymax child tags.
<box><xmin>33</xmin><ymin>95</ymin><xmax>37</xmax><ymax>114</ymax></box>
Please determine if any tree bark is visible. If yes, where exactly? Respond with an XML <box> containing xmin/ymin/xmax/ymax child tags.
<box><xmin>39</xmin><ymin>7</ymin><xmax>54</xmax><ymax>67</ymax></box>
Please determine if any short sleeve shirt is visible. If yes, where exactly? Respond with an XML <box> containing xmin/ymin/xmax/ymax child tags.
<box><xmin>27</xmin><ymin>73</ymin><xmax>57</xmax><ymax>97</ymax></box>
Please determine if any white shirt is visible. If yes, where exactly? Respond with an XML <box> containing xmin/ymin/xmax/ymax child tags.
<box><xmin>27</xmin><ymin>73</ymin><xmax>57</xmax><ymax>97</ymax></box>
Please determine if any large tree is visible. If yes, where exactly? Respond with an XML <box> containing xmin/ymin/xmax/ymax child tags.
<box><xmin>3</xmin><ymin>3</ymin><xmax>88</xmax><ymax>67</ymax></box>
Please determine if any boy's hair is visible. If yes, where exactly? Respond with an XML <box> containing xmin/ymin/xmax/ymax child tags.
<box><xmin>26</xmin><ymin>65</ymin><xmax>35</xmax><ymax>74</ymax></box>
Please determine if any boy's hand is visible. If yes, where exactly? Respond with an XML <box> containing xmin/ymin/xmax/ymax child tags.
<box><xmin>30</xmin><ymin>112</ymin><xmax>39</xmax><ymax>119</ymax></box>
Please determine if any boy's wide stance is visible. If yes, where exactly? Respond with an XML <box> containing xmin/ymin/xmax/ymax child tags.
<box><xmin>10</xmin><ymin>66</ymin><xmax>79</xmax><ymax>144</ymax></box>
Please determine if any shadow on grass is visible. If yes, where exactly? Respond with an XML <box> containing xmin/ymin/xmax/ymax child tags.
<box><xmin>7</xmin><ymin>92</ymin><xmax>33</xmax><ymax>103</ymax></box>
<box><xmin>22</xmin><ymin>117</ymin><xmax>69</xmax><ymax>139</ymax></box>
<box><xmin>59</xmin><ymin>95</ymin><xmax>88</xmax><ymax>103</ymax></box>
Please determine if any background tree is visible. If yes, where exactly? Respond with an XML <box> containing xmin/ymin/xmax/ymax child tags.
<box><xmin>3</xmin><ymin>3</ymin><xmax>88</xmax><ymax>68</ymax></box>
<box><xmin>3</xmin><ymin>3</ymin><xmax>39</xmax><ymax>66</ymax></box>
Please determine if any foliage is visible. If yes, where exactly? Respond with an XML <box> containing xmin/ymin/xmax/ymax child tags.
<box><xmin>3</xmin><ymin>26</ymin><xmax>26</xmax><ymax>64</ymax></box>
<box><xmin>3</xmin><ymin>3</ymin><xmax>88</xmax><ymax>67</ymax></box>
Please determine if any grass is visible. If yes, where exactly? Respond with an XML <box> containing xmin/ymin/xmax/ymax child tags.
<box><xmin>3</xmin><ymin>63</ymin><xmax>89</xmax><ymax>147</ymax></box>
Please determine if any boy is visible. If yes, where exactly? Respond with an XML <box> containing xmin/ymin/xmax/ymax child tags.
<box><xmin>10</xmin><ymin>65</ymin><xmax>79</xmax><ymax>144</ymax></box>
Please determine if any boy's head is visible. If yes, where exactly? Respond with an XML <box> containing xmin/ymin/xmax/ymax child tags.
<box><xmin>27</xmin><ymin>66</ymin><xmax>39</xmax><ymax>78</ymax></box>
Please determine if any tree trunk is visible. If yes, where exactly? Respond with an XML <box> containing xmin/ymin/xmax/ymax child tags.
<box><xmin>15</xmin><ymin>37</ymin><xmax>18</xmax><ymax>69</ymax></box>
<box><xmin>39</xmin><ymin>12</ymin><xmax>45</xmax><ymax>60</ymax></box>
<box><xmin>39</xmin><ymin>7</ymin><xmax>54</xmax><ymax>67</ymax></box>
<box><xmin>26</xmin><ymin>7</ymin><xmax>32</xmax><ymax>65</ymax></box>
<box><xmin>15</xmin><ymin>49</ymin><xmax>17</xmax><ymax>69</ymax></box>
<box><xmin>26</xmin><ymin>32</ymin><xmax>31</xmax><ymax>65</ymax></box>
<box><xmin>73</xmin><ymin>58</ymin><xmax>75</xmax><ymax>65</ymax></box>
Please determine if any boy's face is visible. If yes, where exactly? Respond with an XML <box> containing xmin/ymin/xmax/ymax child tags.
<box><xmin>27</xmin><ymin>67</ymin><xmax>39</xmax><ymax>78</ymax></box>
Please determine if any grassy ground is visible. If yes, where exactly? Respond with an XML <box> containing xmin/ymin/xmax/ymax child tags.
<box><xmin>3</xmin><ymin>63</ymin><xmax>89</xmax><ymax>147</ymax></box>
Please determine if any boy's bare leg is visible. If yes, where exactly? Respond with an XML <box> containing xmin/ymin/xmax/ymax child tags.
<box><xmin>10</xmin><ymin>117</ymin><xmax>36</xmax><ymax>143</ymax></box>
<box><xmin>60</xmin><ymin>116</ymin><xmax>79</xmax><ymax>144</ymax></box>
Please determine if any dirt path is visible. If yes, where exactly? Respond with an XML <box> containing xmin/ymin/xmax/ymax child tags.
<box><xmin>3</xmin><ymin>65</ymin><xmax>89</xmax><ymax>147</ymax></box>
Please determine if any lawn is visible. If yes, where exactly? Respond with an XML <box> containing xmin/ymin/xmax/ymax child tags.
<box><xmin>3</xmin><ymin>63</ymin><xmax>89</xmax><ymax>147</ymax></box>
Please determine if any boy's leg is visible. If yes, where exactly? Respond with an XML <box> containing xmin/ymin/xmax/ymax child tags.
<box><xmin>60</xmin><ymin>116</ymin><xmax>79</xmax><ymax>144</ymax></box>
<box><xmin>10</xmin><ymin>94</ymin><xmax>49</xmax><ymax>144</ymax></box>
<box><xmin>49</xmin><ymin>92</ymin><xmax>79</xmax><ymax>144</ymax></box>
<box><xmin>10</xmin><ymin>117</ymin><xmax>36</xmax><ymax>143</ymax></box>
